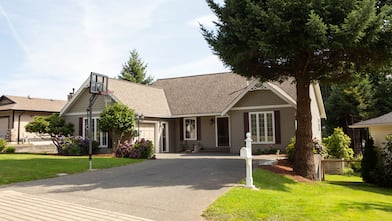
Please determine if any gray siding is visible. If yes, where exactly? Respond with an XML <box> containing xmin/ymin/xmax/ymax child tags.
<box><xmin>234</xmin><ymin>90</ymin><xmax>287</xmax><ymax>107</ymax></box>
<box><xmin>67</xmin><ymin>89</ymin><xmax>111</xmax><ymax>114</ymax></box>
<box><xmin>229</xmin><ymin>108</ymin><xmax>296</xmax><ymax>153</ymax></box>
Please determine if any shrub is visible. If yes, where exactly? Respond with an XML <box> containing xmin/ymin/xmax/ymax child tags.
<box><xmin>115</xmin><ymin>139</ymin><xmax>154</xmax><ymax>159</ymax></box>
<box><xmin>0</xmin><ymin>138</ymin><xmax>7</xmax><ymax>152</ymax></box>
<box><xmin>286</xmin><ymin>137</ymin><xmax>296</xmax><ymax>162</ymax></box>
<box><xmin>349</xmin><ymin>154</ymin><xmax>362</xmax><ymax>173</ymax></box>
<box><xmin>59</xmin><ymin>136</ymin><xmax>99</xmax><ymax>156</ymax></box>
<box><xmin>4</xmin><ymin>146</ymin><xmax>15</xmax><ymax>153</ymax></box>
<box><xmin>115</xmin><ymin>142</ymin><xmax>132</xmax><ymax>158</ymax></box>
<box><xmin>323</xmin><ymin>127</ymin><xmax>353</xmax><ymax>160</ymax></box>
<box><xmin>361</xmin><ymin>138</ymin><xmax>379</xmax><ymax>184</ymax></box>
<box><xmin>285</xmin><ymin>137</ymin><xmax>326</xmax><ymax>162</ymax></box>
<box><xmin>378</xmin><ymin>135</ymin><xmax>392</xmax><ymax>187</ymax></box>
<box><xmin>133</xmin><ymin>139</ymin><xmax>154</xmax><ymax>159</ymax></box>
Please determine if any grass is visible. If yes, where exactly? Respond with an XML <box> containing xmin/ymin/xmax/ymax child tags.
<box><xmin>204</xmin><ymin>169</ymin><xmax>392</xmax><ymax>221</ymax></box>
<box><xmin>0</xmin><ymin>154</ymin><xmax>143</xmax><ymax>185</ymax></box>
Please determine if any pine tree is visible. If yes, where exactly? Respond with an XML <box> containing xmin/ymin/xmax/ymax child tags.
<box><xmin>202</xmin><ymin>0</ymin><xmax>392</xmax><ymax>179</ymax></box>
<box><xmin>118</xmin><ymin>49</ymin><xmax>153</xmax><ymax>84</ymax></box>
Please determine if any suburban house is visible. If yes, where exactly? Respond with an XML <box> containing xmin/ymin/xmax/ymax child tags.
<box><xmin>60</xmin><ymin>72</ymin><xmax>326</xmax><ymax>153</ymax></box>
<box><xmin>0</xmin><ymin>95</ymin><xmax>66</xmax><ymax>143</ymax></box>
<box><xmin>350</xmin><ymin>112</ymin><xmax>392</xmax><ymax>148</ymax></box>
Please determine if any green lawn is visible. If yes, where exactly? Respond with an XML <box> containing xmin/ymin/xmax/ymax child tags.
<box><xmin>204</xmin><ymin>169</ymin><xmax>392</xmax><ymax>221</ymax></box>
<box><xmin>0</xmin><ymin>154</ymin><xmax>143</xmax><ymax>185</ymax></box>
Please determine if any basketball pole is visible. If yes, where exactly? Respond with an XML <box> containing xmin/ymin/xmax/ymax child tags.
<box><xmin>87</xmin><ymin>94</ymin><xmax>98</xmax><ymax>170</ymax></box>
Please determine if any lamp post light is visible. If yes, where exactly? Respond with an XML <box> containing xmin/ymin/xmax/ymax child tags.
<box><xmin>135</xmin><ymin>113</ymin><xmax>144</xmax><ymax>140</ymax></box>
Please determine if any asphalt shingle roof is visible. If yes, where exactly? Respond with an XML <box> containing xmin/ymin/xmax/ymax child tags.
<box><xmin>153</xmin><ymin>72</ymin><xmax>297</xmax><ymax>116</ymax></box>
<box><xmin>108</xmin><ymin>78</ymin><xmax>171</xmax><ymax>117</ymax></box>
<box><xmin>351</xmin><ymin>112</ymin><xmax>392</xmax><ymax>128</ymax></box>
<box><xmin>0</xmin><ymin>95</ymin><xmax>66</xmax><ymax>112</ymax></box>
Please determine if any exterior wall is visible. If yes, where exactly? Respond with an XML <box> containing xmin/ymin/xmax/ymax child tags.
<box><xmin>310</xmin><ymin>85</ymin><xmax>322</xmax><ymax>141</ymax></box>
<box><xmin>67</xmin><ymin>89</ymin><xmax>112</xmax><ymax>114</ymax></box>
<box><xmin>234</xmin><ymin>90</ymin><xmax>287</xmax><ymax>107</ymax></box>
<box><xmin>0</xmin><ymin>110</ymin><xmax>54</xmax><ymax>143</ymax></box>
<box><xmin>369</xmin><ymin>125</ymin><xmax>392</xmax><ymax>148</ymax></box>
<box><xmin>229</xmin><ymin>107</ymin><xmax>296</xmax><ymax>153</ymax></box>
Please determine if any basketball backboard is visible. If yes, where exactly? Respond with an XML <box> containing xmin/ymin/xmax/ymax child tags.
<box><xmin>89</xmin><ymin>72</ymin><xmax>108</xmax><ymax>94</ymax></box>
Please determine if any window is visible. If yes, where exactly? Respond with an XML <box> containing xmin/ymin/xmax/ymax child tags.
<box><xmin>249</xmin><ymin>112</ymin><xmax>275</xmax><ymax>143</ymax></box>
<box><xmin>83</xmin><ymin>117</ymin><xmax>108</xmax><ymax>148</ymax></box>
<box><xmin>184</xmin><ymin>118</ymin><xmax>197</xmax><ymax>140</ymax></box>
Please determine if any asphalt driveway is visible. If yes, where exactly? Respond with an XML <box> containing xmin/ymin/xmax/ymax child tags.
<box><xmin>0</xmin><ymin>153</ymin><xmax>245</xmax><ymax>221</ymax></box>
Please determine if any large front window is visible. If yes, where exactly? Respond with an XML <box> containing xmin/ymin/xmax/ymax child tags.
<box><xmin>249</xmin><ymin>112</ymin><xmax>275</xmax><ymax>143</ymax></box>
<box><xmin>83</xmin><ymin>117</ymin><xmax>108</xmax><ymax>147</ymax></box>
<box><xmin>184</xmin><ymin>118</ymin><xmax>197</xmax><ymax>140</ymax></box>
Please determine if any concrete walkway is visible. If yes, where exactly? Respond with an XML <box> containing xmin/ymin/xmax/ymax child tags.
<box><xmin>1</xmin><ymin>153</ymin><xmax>247</xmax><ymax>221</ymax></box>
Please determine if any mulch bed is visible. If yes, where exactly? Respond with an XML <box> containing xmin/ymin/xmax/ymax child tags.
<box><xmin>259</xmin><ymin>159</ymin><xmax>314</xmax><ymax>183</ymax></box>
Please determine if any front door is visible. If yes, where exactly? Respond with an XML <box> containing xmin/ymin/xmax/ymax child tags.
<box><xmin>217</xmin><ymin>117</ymin><xmax>230</xmax><ymax>147</ymax></box>
<box><xmin>160</xmin><ymin>122</ymin><xmax>169</xmax><ymax>152</ymax></box>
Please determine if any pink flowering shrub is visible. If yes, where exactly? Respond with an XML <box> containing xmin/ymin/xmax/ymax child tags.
<box><xmin>115</xmin><ymin>139</ymin><xmax>153</xmax><ymax>159</ymax></box>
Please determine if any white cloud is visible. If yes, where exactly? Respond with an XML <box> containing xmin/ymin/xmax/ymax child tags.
<box><xmin>188</xmin><ymin>14</ymin><xmax>218</xmax><ymax>28</ymax></box>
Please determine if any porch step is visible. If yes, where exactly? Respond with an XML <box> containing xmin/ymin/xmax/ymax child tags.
<box><xmin>198</xmin><ymin>147</ymin><xmax>230</xmax><ymax>153</ymax></box>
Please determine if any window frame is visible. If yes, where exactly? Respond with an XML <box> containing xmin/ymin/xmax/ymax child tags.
<box><xmin>183</xmin><ymin>117</ymin><xmax>197</xmax><ymax>141</ymax></box>
<box><xmin>83</xmin><ymin>117</ymin><xmax>108</xmax><ymax>148</ymax></box>
<box><xmin>248</xmin><ymin>111</ymin><xmax>275</xmax><ymax>144</ymax></box>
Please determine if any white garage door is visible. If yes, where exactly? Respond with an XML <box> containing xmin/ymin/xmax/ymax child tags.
<box><xmin>0</xmin><ymin>117</ymin><xmax>9</xmax><ymax>139</ymax></box>
<box><xmin>139</xmin><ymin>123</ymin><xmax>155</xmax><ymax>145</ymax></box>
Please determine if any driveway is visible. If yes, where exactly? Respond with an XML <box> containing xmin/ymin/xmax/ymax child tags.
<box><xmin>0</xmin><ymin>153</ymin><xmax>245</xmax><ymax>221</ymax></box>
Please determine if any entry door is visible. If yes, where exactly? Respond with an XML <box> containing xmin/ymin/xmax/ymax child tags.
<box><xmin>217</xmin><ymin>117</ymin><xmax>230</xmax><ymax>147</ymax></box>
<box><xmin>160</xmin><ymin>122</ymin><xmax>169</xmax><ymax>152</ymax></box>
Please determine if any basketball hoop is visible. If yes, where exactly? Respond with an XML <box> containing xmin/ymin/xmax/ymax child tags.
<box><xmin>90</xmin><ymin>72</ymin><xmax>108</xmax><ymax>94</ymax></box>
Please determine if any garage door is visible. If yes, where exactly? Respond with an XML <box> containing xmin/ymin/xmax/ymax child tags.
<box><xmin>139</xmin><ymin>123</ymin><xmax>155</xmax><ymax>145</ymax></box>
<box><xmin>0</xmin><ymin>117</ymin><xmax>9</xmax><ymax>139</ymax></box>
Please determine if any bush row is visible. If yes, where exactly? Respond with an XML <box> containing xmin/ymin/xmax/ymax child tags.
<box><xmin>362</xmin><ymin>135</ymin><xmax>392</xmax><ymax>187</ymax></box>
<box><xmin>0</xmin><ymin>138</ymin><xmax>15</xmax><ymax>153</ymax></box>
<box><xmin>58</xmin><ymin>136</ymin><xmax>99</xmax><ymax>156</ymax></box>
<box><xmin>115</xmin><ymin>139</ymin><xmax>154</xmax><ymax>159</ymax></box>
<box><xmin>285</xmin><ymin>127</ymin><xmax>352</xmax><ymax>162</ymax></box>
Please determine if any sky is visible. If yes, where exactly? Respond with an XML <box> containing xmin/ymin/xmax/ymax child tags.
<box><xmin>0</xmin><ymin>0</ymin><xmax>228</xmax><ymax>100</ymax></box>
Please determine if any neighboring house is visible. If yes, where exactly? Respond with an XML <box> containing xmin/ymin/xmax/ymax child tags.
<box><xmin>0</xmin><ymin>95</ymin><xmax>66</xmax><ymax>143</ymax></box>
<box><xmin>350</xmin><ymin>112</ymin><xmax>392</xmax><ymax>148</ymax></box>
<box><xmin>60</xmin><ymin>72</ymin><xmax>326</xmax><ymax>153</ymax></box>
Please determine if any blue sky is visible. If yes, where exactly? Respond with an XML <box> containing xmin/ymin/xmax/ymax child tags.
<box><xmin>0</xmin><ymin>0</ymin><xmax>228</xmax><ymax>100</ymax></box>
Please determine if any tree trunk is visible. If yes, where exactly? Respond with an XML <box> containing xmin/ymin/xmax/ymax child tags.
<box><xmin>293</xmin><ymin>77</ymin><xmax>316</xmax><ymax>180</ymax></box>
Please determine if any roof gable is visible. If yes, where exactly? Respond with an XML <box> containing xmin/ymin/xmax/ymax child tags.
<box><xmin>61</xmin><ymin>77</ymin><xmax>171</xmax><ymax>118</ymax></box>
<box><xmin>0</xmin><ymin>95</ymin><xmax>65</xmax><ymax>112</ymax></box>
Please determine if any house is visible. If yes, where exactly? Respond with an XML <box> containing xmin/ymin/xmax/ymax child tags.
<box><xmin>60</xmin><ymin>72</ymin><xmax>326</xmax><ymax>153</ymax></box>
<box><xmin>350</xmin><ymin>112</ymin><xmax>392</xmax><ymax>148</ymax></box>
<box><xmin>0</xmin><ymin>95</ymin><xmax>66</xmax><ymax>143</ymax></box>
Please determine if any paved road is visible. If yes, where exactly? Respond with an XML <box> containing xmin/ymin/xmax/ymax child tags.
<box><xmin>0</xmin><ymin>153</ymin><xmax>245</xmax><ymax>221</ymax></box>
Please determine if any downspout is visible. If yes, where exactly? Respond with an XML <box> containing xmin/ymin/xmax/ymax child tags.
<box><xmin>17</xmin><ymin>111</ymin><xmax>25</xmax><ymax>144</ymax></box>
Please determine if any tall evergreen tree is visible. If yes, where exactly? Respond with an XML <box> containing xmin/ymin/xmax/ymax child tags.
<box><xmin>202</xmin><ymin>0</ymin><xmax>392</xmax><ymax>179</ymax></box>
<box><xmin>118</xmin><ymin>49</ymin><xmax>153</xmax><ymax>84</ymax></box>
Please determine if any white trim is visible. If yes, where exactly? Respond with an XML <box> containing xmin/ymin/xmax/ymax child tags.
<box><xmin>230</xmin><ymin>104</ymin><xmax>292</xmax><ymax>111</ymax></box>
<box><xmin>172</xmin><ymin>113</ymin><xmax>221</xmax><ymax>118</ymax></box>
<box><xmin>248</xmin><ymin>111</ymin><xmax>275</xmax><ymax>144</ymax></box>
<box><xmin>312</xmin><ymin>82</ymin><xmax>327</xmax><ymax>119</ymax></box>
<box><xmin>215</xmin><ymin>116</ymin><xmax>231</xmax><ymax>147</ymax></box>
<box><xmin>264</xmin><ymin>83</ymin><xmax>297</xmax><ymax>108</ymax></box>
<box><xmin>63</xmin><ymin>111</ymin><xmax>101</xmax><ymax>116</ymax></box>
<box><xmin>82</xmin><ymin>117</ymin><xmax>108</xmax><ymax>148</ymax></box>
<box><xmin>183</xmin><ymin>117</ymin><xmax>197</xmax><ymax>141</ymax></box>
